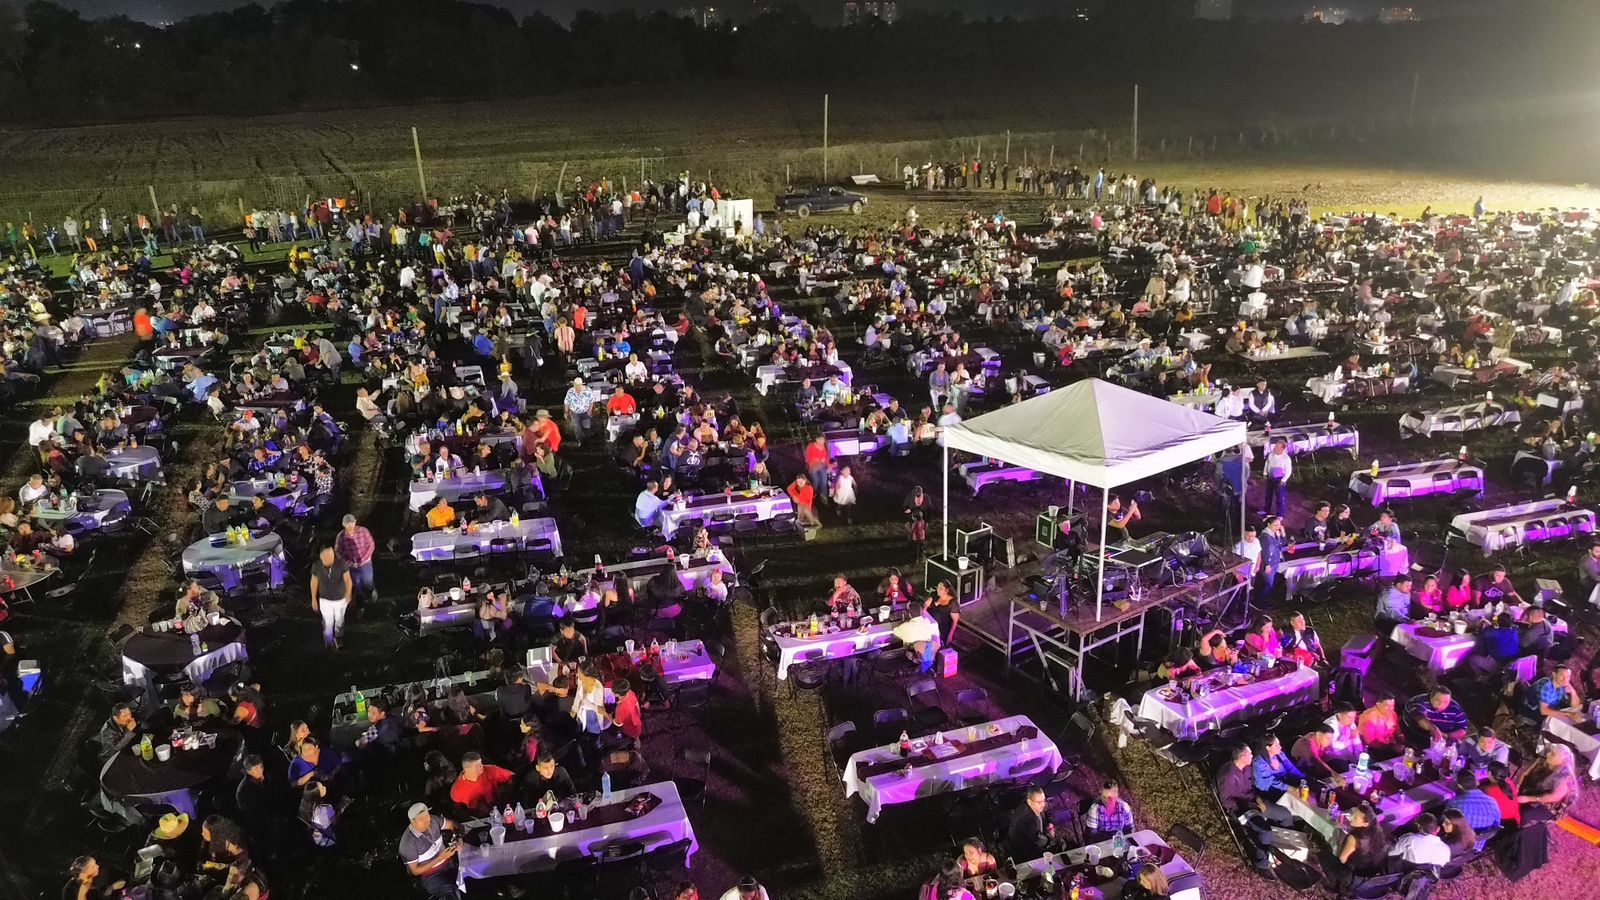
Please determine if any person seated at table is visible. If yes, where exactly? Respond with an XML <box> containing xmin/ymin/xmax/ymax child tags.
<box><xmin>1331</xmin><ymin>802</ymin><xmax>1391</xmax><ymax>892</ymax></box>
<box><xmin>1083</xmin><ymin>780</ymin><xmax>1135</xmax><ymax>843</ymax></box>
<box><xmin>289</xmin><ymin>737</ymin><xmax>341</xmax><ymax>792</ymax></box>
<box><xmin>1465</xmin><ymin>612</ymin><xmax>1521</xmax><ymax>677</ymax></box>
<box><xmin>174</xmin><ymin>580</ymin><xmax>223</xmax><ymax>621</ymax></box>
<box><xmin>606</xmin><ymin>384</ymin><xmax>638</xmax><ymax>419</ymax></box>
<box><xmin>1216</xmin><ymin>743</ymin><xmax>1298</xmax><ymax>872</ymax></box>
<box><xmin>1402</xmin><ymin>574</ymin><xmax>1441</xmax><ymax>616</ymax></box>
<box><xmin>1387</xmin><ymin>812</ymin><xmax>1452</xmax><ymax>872</ymax></box>
<box><xmin>448</xmin><ymin>752</ymin><xmax>514</xmax><ymax>817</ymax></box>
<box><xmin>1367</xmin><ymin>508</ymin><xmax>1401</xmax><ymax>546</ymax></box>
<box><xmin>1531</xmin><ymin>664</ymin><xmax>1584</xmax><ymax>722</ymax></box>
<box><xmin>549</xmin><ymin>619</ymin><xmax>587</xmax><ymax>664</ymax></box>
<box><xmin>1375</xmin><ymin>573</ymin><xmax>1414</xmax><ymax>630</ymax></box>
<box><xmin>424</xmin><ymin>497</ymin><xmax>456</xmax><ymax>530</ymax></box>
<box><xmin>465</xmin><ymin>492</ymin><xmax>511</xmax><ymax>525</ymax></box>
<box><xmin>64</xmin><ymin>855</ymin><xmax>126</xmax><ymax>900</ymax></box>
<box><xmin>354</xmin><ymin>697</ymin><xmax>402</xmax><ymax>759</ymax></box>
<box><xmin>1429</xmin><ymin>568</ymin><xmax>1468</xmax><ymax>612</ymax></box>
<box><xmin>1242</xmin><ymin>615</ymin><xmax>1280</xmax><ymax>658</ymax></box>
<box><xmin>519</xmin><ymin>750</ymin><xmax>576</xmax><ymax>804</ymax></box>
<box><xmin>1446</xmin><ymin>769</ymin><xmax>1504</xmax><ymax>833</ymax></box>
<box><xmin>1404</xmin><ymin>687</ymin><xmax>1470</xmax><ymax>744</ymax></box>
<box><xmin>957</xmin><ymin>837</ymin><xmax>997</xmax><ymax>878</ymax></box>
<box><xmin>1323</xmin><ymin>703</ymin><xmax>1365</xmax><ymax>759</ymax></box>
<box><xmin>1481</xmin><ymin>762</ymin><xmax>1522</xmax><ymax>826</ymax></box>
<box><xmin>240</xmin><ymin>492</ymin><xmax>283</xmax><ymax>532</ymax></box>
<box><xmin>201</xmin><ymin>494</ymin><xmax>242</xmax><ymax>535</ymax></box>
<box><xmin>1357</xmin><ymin>696</ymin><xmax>1402</xmax><ymax>755</ymax></box>
<box><xmin>1157</xmin><ymin>646</ymin><xmax>1202</xmax><ymax>681</ymax></box>
<box><xmin>1291</xmin><ymin>725</ymin><xmax>1347</xmax><ymax>786</ymax></box>
<box><xmin>1279</xmin><ymin>611</ymin><xmax>1326</xmax><ymax>667</ymax></box>
<box><xmin>1005</xmin><ymin>786</ymin><xmax>1059</xmax><ymax>859</ymax></box>
<box><xmin>1123</xmin><ymin>863</ymin><xmax>1173</xmax><ymax>900</ymax></box>
<box><xmin>1439</xmin><ymin>808</ymin><xmax>1477</xmax><ymax>859</ymax></box>
<box><xmin>173</xmin><ymin>683</ymin><xmax>224</xmax><ymax>722</ymax></box>
<box><xmin>475</xmin><ymin>589</ymin><xmax>512</xmax><ymax>645</ymax></box>
<box><xmin>1250</xmin><ymin>734</ymin><xmax>1305</xmax><ymax>799</ymax></box>
<box><xmin>795</xmin><ymin>378</ymin><xmax>819</xmax><ymax>408</ymax></box>
<box><xmin>718</xmin><ymin>876</ymin><xmax>772</xmax><ymax>900</ymax></box>
<box><xmin>1472</xmin><ymin>564</ymin><xmax>1521</xmax><ymax>608</ymax></box>
<box><xmin>94</xmin><ymin>702</ymin><xmax>140</xmax><ymax>758</ymax></box>
<box><xmin>1195</xmin><ymin>628</ymin><xmax>1238</xmax><ymax>669</ymax></box>
<box><xmin>1519</xmin><ymin>605</ymin><xmax>1555</xmax><ymax>658</ymax></box>
<box><xmin>1300</xmin><ymin>502</ymin><xmax>1334</xmax><ymax>544</ymax></box>
<box><xmin>826</xmin><ymin>576</ymin><xmax>861</xmax><ymax>611</ymax></box>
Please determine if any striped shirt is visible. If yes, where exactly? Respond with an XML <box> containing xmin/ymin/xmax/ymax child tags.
<box><xmin>1405</xmin><ymin>693</ymin><xmax>1469</xmax><ymax>735</ymax></box>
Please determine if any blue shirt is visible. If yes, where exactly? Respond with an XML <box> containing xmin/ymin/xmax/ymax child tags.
<box><xmin>1535</xmin><ymin>677</ymin><xmax>1574</xmax><ymax>709</ymax></box>
<box><xmin>1447</xmin><ymin>788</ymin><xmax>1502</xmax><ymax>831</ymax></box>
<box><xmin>1252</xmin><ymin>752</ymin><xmax>1305</xmax><ymax>793</ymax></box>
<box><xmin>1477</xmin><ymin>626</ymin><xmax>1520</xmax><ymax>661</ymax></box>
<box><xmin>1377</xmin><ymin>587</ymin><xmax>1412</xmax><ymax>622</ymax></box>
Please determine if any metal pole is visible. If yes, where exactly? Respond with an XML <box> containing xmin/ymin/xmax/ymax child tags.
<box><xmin>411</xmin><ymin>126</ymin><xmax>427</xmax><ymax>198</ymax></box>
<box><xmin>822</xmin><ymin>94</ymin><xmax>830</xmax><ymax>182</ymax></box>
<box><xmin>1005</xmin><ymin>130</ymin><xmax>1011</xmax><ymax>164</ymax></box>
<box><xmin>1408</xmin><ymin>73</ymin><xmax>1420</xmax><ymax>127</ymax></box>
<box><xmin>148</xmin><ymin>186</ymin><xmax>161</xmax><ymax>220</ymax></box>
<box><xmin>1095</xmin><ymin>486</ymin><xmax>1109</xmax><ymax>621</ymax></box>
<box><xmin>942</xmin><ymin>443</ymin><xmax>950</xmax><ymax>558</ymax></box>
<box><xmin>1132</xmin><ymin>84</ymin><xmax>1140</xmax><ymax>163</ymax></box>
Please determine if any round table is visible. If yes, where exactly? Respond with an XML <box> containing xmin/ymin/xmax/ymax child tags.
<box><xmin>181</xmin><ymin>532</ymin><xmax>286</xmax><ymax>591</ymax></box>
<box><xmin>100</xmin><ymin>728</ymin><xmax>244</xmax><ymax>817</ymax></box>
<box><xmin>121</xmin><ymin>621</ymin><xmax>248</xmax><ymax>686</ymax></box>
<box><xmin>105</xmin><ymin>446</ymin><xmax>162</xmax><ymax>480</ymax></box>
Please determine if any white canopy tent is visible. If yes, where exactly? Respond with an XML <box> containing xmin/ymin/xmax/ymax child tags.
<box><xmin>940</xmin><ymin>378</ymin><xmax>1249</xmax><ymax>620</ymax></box>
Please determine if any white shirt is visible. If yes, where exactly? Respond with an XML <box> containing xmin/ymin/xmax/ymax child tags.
<box><xmin>26</xmin><ymin>420</ymin><xmax>54</xmax><ymax>447</ymax></box>
<box><xmin>1263</xmin><ymin>450</ymin><xmax>1293</xmax><ymax>481</ymax></box>
<box><xmin>634</xmin><ymin>491</ymin><xmax>666</xmax><ymax>527</ymax></box>
<box><xmin>936</xmin><ymin>411</ymin><xmax>962</xmax><ymax>446</ymax></box>
<box><xmin>1388</xmin><ymin>832</ymin><xmax>1451</xmax><ymax>867</ymax></box>
<box><xmin>1234</xmin><ymin>538</ymin><xmax>1261</xmax><ymax>576</ymax></box>
<box><xmin>19</xmin><ymin>482</ymin><xmax>49</xmax><ymax>504</ymax></box>
<box><xmin>718</xmin><ymin>888</ymin><xmax>771</xmax><ymax>900</ymax></box>
<box><xmin>1214</xmin><ymin>393</ymin><xmax>1246</xmax><ymax>418</ymax></box>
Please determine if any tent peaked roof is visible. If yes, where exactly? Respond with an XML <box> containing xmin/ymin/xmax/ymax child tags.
<box><xmin>941</xmin><ymin>378</ymin><xmax>1246</xmax><ymax>489</ymax></box>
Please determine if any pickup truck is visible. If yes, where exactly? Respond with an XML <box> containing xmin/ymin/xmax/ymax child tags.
<box><xmin>776</xmin><ymin>185</ymin><xmax>868</xmax><ymax>217</ymax></box>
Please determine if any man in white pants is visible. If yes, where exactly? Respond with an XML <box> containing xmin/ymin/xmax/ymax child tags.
<box><xmin>310</xmin><ymin>545</ymin><xmax>353</xmax><ymax>650</ymax></box>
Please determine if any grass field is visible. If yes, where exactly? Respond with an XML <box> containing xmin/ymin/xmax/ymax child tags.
<box><xmin>4</xmin><ymin>83</ymin><xmax>1597</xmax><ymax>232</ymax></box>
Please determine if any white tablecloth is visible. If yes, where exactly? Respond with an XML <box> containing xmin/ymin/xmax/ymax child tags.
<box><xmin>1277</xmin><ymin>753</ymin><xmax>1456</xmax><ymax>846</ymax></box>
<box><xmin>121</xmin><ymin>638</ymin><xmax>249</xmax><ymax>687</ymax></box>
<box><xmin>1235</xmin><ymin>346</ymin><xmax>1328</xmax><ymax>363</ymax></box>
<box><xmin>1391</xmin><ymin>607</ymin><xmax>1565</xmax><ymax>673</ymax></box>
<box><xmin>1450</xmin><ymin>499</ymin><xmax>1597</xmax><ymax>553</ymax></box>
<box><xmin>408</xmin><ymin>470</ymin><xmax>513</xmax><ymax>511</ymax></box>
<box><xmin>842</xmin><ymin>715</ymin><xmax>1062</xmax><ymax>823</ymax></box>
<box><xmin>32</xmin><ymin>489</ymin><xmax>131</xmax><ymax>532</ymax></box>
<box><xmin>1016</xmin><ymin>831</ymin><xmax>1200</xmax><ymax>900</ymax></box>
<box><xmin>658</xmin><ymin>491</ymin><xmax>792</xmax><ymax>540</ymax></box>
<box><xmin>1543</xmin><ymin>716</ymin><xmax>1600</xmax><ymax>781</ymax></box>
<box><xmin>227</xmin><ymin>479</ymin><xmax>309</xmax><ymax>513</ymax></box>
<box><xmin>1247</xmin><ymin>424</ymin><xmax>1358</xmax><ymax>456</ymax></box>
<box><xmin>457</xmin><ymin>781</ymin><xmax>699</xmax><ymax>879</ymax></box>
<box><xmin>755</xmin><ymin>361</ymin><xmax>852</xmax><ymax>395</ymax></box>
<box><xmin>1348</xmin><ymin>459</ymin><xmax>1484</xmax><ymax>505</ymax></box>
<box><xmin>1538</xmin><ymin>392</ymin><xmax>1584</xmax><ymax>416</ymax></box>
<box><xmin>1399</xmin><ymin>401</ymin><xmax>1519</xmax><ymax>438</ymax></box>
<box><xmin>410</xmin><ymin>518</ymin><xmax>562</xmax><ymax>562</ymax></box>
<box><xmin>181</xmin><ymin>532</ymin><xmax>287</xmax><ymax>590</ymax></box>
<box><xmin>526</xmin><ymin>641</ymin><xmax>717</xmax><ymax>686</ymax></box>
<box><xmin>1167</xmin><ymin>391</ymin><xmax>1222</xmax><ymax>411</ymax></box>
<box><xmin>105</xmin><ymin>446</ymin><xmax>162</xmax><ymax>480</ymax></box>
<box><xmin>1280</xmin><ymin>543</ymin><xmax>1409</xmax><ymax>596</ymax></box>
<box><xmin>1136</xmin><ymin>665</ymin><xmax>1321</xmax><ymax>742</ymax></box>
<box><xmin>773</xmin><ymin>618</ymin><xmax>898</xmax><ymax>680</ymax></box>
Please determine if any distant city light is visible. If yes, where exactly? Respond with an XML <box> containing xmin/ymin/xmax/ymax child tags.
<box><xmin>350</xmin><ymin>63</ymin><xmax>360</xmax><ymax>71</ymax></box>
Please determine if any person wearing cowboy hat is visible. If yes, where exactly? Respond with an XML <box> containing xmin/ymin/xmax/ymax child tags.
<box><xmin>530</xmin><ymin>409</ymin><xmax>561</xmax><ymax>454</ymax></box>
<box><xmin>147</xmin><ymin>808</ymin><xmax>200</xmax><ymax>869</ymax></box>
<box><xmin>562</xmin><ymin>377</ymin><xmax>600</xmax><ymax>446</ymax></box>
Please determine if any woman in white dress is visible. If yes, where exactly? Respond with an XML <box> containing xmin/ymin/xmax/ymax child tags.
<box><xmin>830</xmin><ymin>464</ymin><xmax>858</xmax><ymax>525</ymax></box>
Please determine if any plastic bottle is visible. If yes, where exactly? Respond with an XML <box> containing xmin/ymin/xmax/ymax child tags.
<box><xmin>1357</xmin><ymin>751</ymin><xmax>1370</xmax><ymax>774</ymax></box>
<box><xmin>513</xmin><ymin>802</ymin><xmax>525</xmax><ymax>825</ymax></box>
<box><xmin>1112</xmin><ymin>830</ymin><xmax>1127</xmax><ymax>859</ymax></box>
<box><xmin>352</xmin><ymin>685</ymin><xmax>367</xmax><ymax>718</ymax></box>
<box><xmin>190</xmin><ymin>632</ymin><xmax>202</xmax><ymax>656</ymax></box>
<box><xmin>899</xmin><ymin>730</ymin><xmax>912</xmax><ymax>756</ymax></box>
<box><xmin>601</xmin><ymin>772</ymin><xmax>612</xmax><ymax>801</ymax></box>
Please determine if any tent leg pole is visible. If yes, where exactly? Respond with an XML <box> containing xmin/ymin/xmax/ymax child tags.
<box><xmin>1096</xmin><ymin>486</ymin><xmax>1109</xmax><ymax>622</ymax></box>
<box><xmin>942</xmin><ymin>443</ymin><xmax>950</xmax><ymax>559</ymax></box>
<box><xmin>1067</xmin><ymin>480</ymin><xmax>1074</xmax><ymax>517</ymax></box>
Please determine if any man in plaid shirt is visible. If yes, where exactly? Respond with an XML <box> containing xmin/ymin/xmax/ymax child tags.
<box><xmin>1446</xmin><ymin>771</ymin><xmax>1504</xmax><ymax>831</ymax></box>
<box><xmin>336</xmin><ymin>514</ymin><xmax>376</xmax><ymax>601</ymax></box>
<box><xmin>1534</xmin><ymin>664</ymin><xmax>1584</xmax><ymax>722</ymax></box>
<box><xmin>1083</xmin><ymin>780</ymin><xmax>1134</xmax><ymax>841</ymax></box>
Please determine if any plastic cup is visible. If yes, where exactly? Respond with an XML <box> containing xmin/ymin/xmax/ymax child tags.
<box><xmin>155</xmin><ymin>744</ymin><xmax>172</xmax><ymax>762</ymax></box>
<box><xmin>548</xmin><ymin>812</ymin><xmax>565</xmax><ymax>833</ymax></box>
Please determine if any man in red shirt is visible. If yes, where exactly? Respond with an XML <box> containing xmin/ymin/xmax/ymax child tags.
<box><xmin>803</xmin><ymin>436</ymin><xmax>830</xmax><ymax>504</ymax></box>
<box><xmin>449</xmin><ymin>752</ymin><xmax>513</xmax><ymax>816</ymax></box>
<box><xmin>605</xmin><ymin>386</ymin><xmax>638</xmax><ymax>417</ymax></box>
<box><xmin>531</xmin><ymin>409</ymin><xmax>561</xmax><ymax>453</ymax></box>
<box><xmin>612</xmin><ymin>679</ymin><xmax>642</xmax><ymax>742</ymax></box>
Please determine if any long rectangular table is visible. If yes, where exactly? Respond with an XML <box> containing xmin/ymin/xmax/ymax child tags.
<box><xmin>1450</xmin><ymin>499</ymin><xmax>1597</xmax><ymax>554</ymax></box>
<box><xmin>408</xmin><ymin>469</ymin><xmax>513</xmax><ymax>511</ymax></box>
<box><xmin>658</xmin><ymin>489</ymin><xmax>792</xmax><ymax>540</ymax></box>
<box><xmin>525</xmin><ymin>641</ymin><xmax>717</xmax><ymax>686</ymax></box>
<box><xmin>1542</xmin><ymin>715</ymin><xmax>1600</xmax><ymax>781</ymax></box>
<box><xmin>1279</xmin><ymin>542</ymin><xmax>1410</xmax><ymax>597</ymax></box>
<box><xmin>842</xmin><ymin>715</ymin><xmax>1061</xmax><ymax>823</ymax></box>
<box><xmin>457</xmin><ymin>781</ymin><xmax>698</xmax><ymax>879</ymax></box>
<box><xmin>1015</xmin><ymin>831</ymin><xmax>1200</xmax><ymax>900</ymax></box>
<box><xmin>1277</xmin><ymin>753</ymin><xmax>1457</xmax><ymax>846</ymax></box>
<box><xmin>1247</xmin><ymin>423</ymin><xmax>1359</xmax><ymax>457</ymax></box>
<box><xmin>958</xmin><ymin>460</ymin><xmax>1045</xmax><ymax>494</ymax></box>
<box><xmin>755</xmin><ymin>361</ymin><xmax>852</xmax><ymax>396</ymax></box>
<box><xmin>1136</xmin><ymin>664</ymin><xmax>1321</xmax><ymax>742</ymax></box>
<box><xmin>1348</xmin><ymin>459</ymin><xmax>1484</xmax><ymax>505</ymax></box>
<box><xmin>1399</xmin><ymin>401</ymin><xmax>1519</xmax><ymax>438</ymax></box>
<box><xmin>1390</xmin><ymin>606</ymin><xmax>1565</xmax><ymax>673</ymax></box>
<box><xmin>772</xmin><ymin>618</ymin><xmax>898</xmax><ymax>680</ymax></box>
<box><xmin>410</xmin><ymin>518</ymin><xmax>562</xmax><ymax>562</ymax></box>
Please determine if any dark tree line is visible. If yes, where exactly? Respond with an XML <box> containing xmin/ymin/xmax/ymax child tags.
<box><xmin>0</xmin><ymin>0</ymin><xmax>1590</xmax><ymax>123</ymax></box>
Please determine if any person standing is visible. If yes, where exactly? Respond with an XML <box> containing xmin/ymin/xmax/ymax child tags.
<box><xmin>1262</xmin><ymin>437</ymin><xmax>1292</xmax><ymax>517</ymax></box>
<box><xmin>804</xmin><ymin>435</ymin><xmax>830</xmax><ymax>507</ymax></box>
<box><xmin>310</xmin><ymin>545</ymin><xmax>353</xmax><ymax>650</ymax></box>
<box><xmin>787</xmin><ymin>473</ymin><xmax>820</xmax><ymax>530</ymax></box>
<box><xmin>335</xmin><ymin>514</ymin><xmax>376</xmax><ymax>602</ymax></box>
<box><xmin>831</xmin><ymin>464</ymin><xmax>857</xmax><ymax>525</ymax></box>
